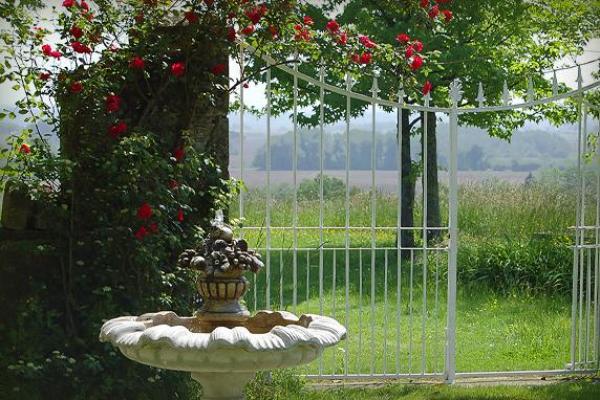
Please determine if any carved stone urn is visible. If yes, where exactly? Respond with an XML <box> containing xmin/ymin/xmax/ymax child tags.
<box><xmin>99</xmin><ymin>212</ymin><xmax>346</xmax><ymax>400</ymax></box>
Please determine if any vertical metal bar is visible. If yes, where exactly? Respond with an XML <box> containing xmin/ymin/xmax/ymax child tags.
<box><xmin>587</xmin><ymin>247</ymin><xmax>592</xmax><ymax>363</ymax></box>
<box><xmin>445</xmin><ymin>82</ymin><xmax>460</xmax><ymax>383</ymax></box>
<box><xmin>253</xmin><ymin>274</ymin><xmax>257</xmax><ymax>312</ymax></box>
<box><xmin>571</xmin><ymin>245</ymin><xmax>580</xmax><ymax>369</ymax></box>
<box><xmin>584</xmin><ymin>104</ymin><xmax>591</xmax><ymax>364</ymax></box>
<box><xmin>332</xmin><ymin>249</ymin><xmax>337</xmax><ymax>320</ymax></box>
<box><xmin>239</xmin><ymin>46</ymin><xmax>245</xmax><ymax>238</ymax></box>
<box><xmin>572</xmin><ymin>69</ymin><xmax>584</xmax><ymax>369</ymax></box>
<box><xmin>595</xmin><ymin>134</ymin><xmax>600</xmax><ymax>366</ymax></box>
<box><xmin>265</xmin><ymin>68</ymin><xmax>272</xmax><ymax>310</ymax></box>
<box><xmin>409</xmin><ymin>249</ymin><xmax>415</xmax><ymax>374</ymax></box>
<box><xmin>579</xmin><ymin>97</ymin><xmax>587</xmax><ymax>367</ymax></box>
<box><xmin>279</xmin><ymin>249</ymin><xmax>284</xmax><ymax>308</ymax></box>
<box><xmin>344</xmin><ymin>74</ymin><xmax>352</xmax><ymax>377</ymax></box>
<box><xmin>292</xmin><ymin>54</ymin><xmax>299</xmax><ymax>315</ymax></box>
<box><xmin>396</xmin><ymin>91</ymin><xmax>404</xmax><ymax>376</ymax></box>
<box><xmin>434</xmin><ymin>251</ymin><xmax>440</xmax><ymax>372</ymax></box>
<box><xmin>369</xmin><ymin>74</ymin><xmax>378</xmax><ymax>376</ymax></box>
<box><xmin>421</xmin><ymin>96</ymin><xmax>429</xmax><ymax>375</ymax></box>
<box><xmin>358</xmin><ymin>248</ymin><xmax>363</xmax><ymax>374</ymax></box>
<box><xmin>319</xmin><ymin>66</ymin><xmax>325</xmax><ymax>318</ymax></box>
<box><xmin>383</xmin><ymin>249</ymin><xmax>389</xmax><ymax>375</ymax></box>
<box><xmin>306</xmin><ymin>251</ymin><xmax>310</xmax><ymax>306</ymax></box>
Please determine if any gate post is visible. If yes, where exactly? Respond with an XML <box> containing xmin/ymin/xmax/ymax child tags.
<box><xmin>445</xmin><ymin>79</ymin><xmax>461</xmax><ymax>383</ymax></box>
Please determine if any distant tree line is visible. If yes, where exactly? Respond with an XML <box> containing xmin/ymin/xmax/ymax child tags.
<box><xmin>252</xmin><ymin>129</ymin><xmax>401</xmax><ymax>171</ymax></box>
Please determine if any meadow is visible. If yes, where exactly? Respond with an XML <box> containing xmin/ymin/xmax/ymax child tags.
<box><xmin>229</xmin><ymin>172</ymin><xmax>586</xmax><ymax>374</ymax></box>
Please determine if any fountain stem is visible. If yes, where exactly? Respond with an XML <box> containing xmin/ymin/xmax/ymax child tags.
<box><xmin>191</xmin><ymin>371</ymin><xmax>256</xmax><ymax>400</ymax></box>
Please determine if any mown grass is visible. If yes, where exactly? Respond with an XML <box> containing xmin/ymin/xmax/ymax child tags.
<box><xmin>243</xmin><ymin>249</ymin><xmax>571</xmax><ymax>374</ymax></box>
<box><xmin>245</xmin><ymin>371</ymin><xmax>600</xmax><ymax>400</ymax></box>
<box><xmin>230</xmin><ymin>177</ymin><xmax>586</xmax><ymax>374</ymax></box>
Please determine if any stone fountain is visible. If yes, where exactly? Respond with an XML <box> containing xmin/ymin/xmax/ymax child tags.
<box><xmin>99</xmin><ymin>212</ymin><xmax>346</xmax><ymax>400</ymax></box>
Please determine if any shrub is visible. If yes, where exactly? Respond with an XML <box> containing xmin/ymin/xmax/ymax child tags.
<box><xmin>298</xmin><ymin>174</ymin><xmax>347</xmax><ymax>201</ymax></box>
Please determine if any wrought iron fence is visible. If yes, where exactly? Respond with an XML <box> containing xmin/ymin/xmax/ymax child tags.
<box><xmin>232</xmin><ymin>44</ymin><xmax>600</xmax><ymax>381</ymax></box>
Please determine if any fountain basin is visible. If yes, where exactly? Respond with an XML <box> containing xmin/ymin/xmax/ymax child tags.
<box><xmin>100</xmin><ymin>310</ymin><xmax>346</xmax><ymax>399</ymax></box>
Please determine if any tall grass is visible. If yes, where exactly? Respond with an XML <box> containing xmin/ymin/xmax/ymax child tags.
<box><xmin>232</xmin><ymin>177</ymin><xmax>579</xmax><ymax>294</ymax></box>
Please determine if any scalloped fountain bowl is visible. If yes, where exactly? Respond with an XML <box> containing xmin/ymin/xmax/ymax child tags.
<box><xmin>99</xmin><ymin>310</ymin><xmax>346</xmax><ymax>400</ymax></box>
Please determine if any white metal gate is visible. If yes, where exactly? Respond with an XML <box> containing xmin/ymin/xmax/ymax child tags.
<box><xmin>232</xmin><ymin>45</ymin><xmax>600</xmax><ymax>381</ymax></box>
<box><xmin>570</xmin><ymin>98</ymin><xmax>600</xmax><ymax>372</ymax></box>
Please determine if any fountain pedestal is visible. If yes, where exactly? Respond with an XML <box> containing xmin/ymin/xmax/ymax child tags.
<box><xmin>191</xmin><ymin>372</ymin><xmax>255</xmax><ymax>400</ymax></box>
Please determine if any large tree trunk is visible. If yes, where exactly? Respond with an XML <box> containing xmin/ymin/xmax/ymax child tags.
<box><xmin>400</xmin><ymin>109</ymin><xmax>415</xmax><ymax>257</ymax></box>
<box><xmin>423</xmin><ymin>111</ymin><xmax>441</xmax><ymax>242</ymax></box>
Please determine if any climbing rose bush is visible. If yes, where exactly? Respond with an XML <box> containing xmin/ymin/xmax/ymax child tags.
<box><xmin>0</xmin><ymin>0</ymin><xmax>453</xmax><ymax>398</ymax></box>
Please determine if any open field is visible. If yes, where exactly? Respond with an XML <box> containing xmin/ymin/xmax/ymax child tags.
<box><xmin>230</xmin><ymin>169</ymin><xmax>534</xmax><ymax>192</ymax></box>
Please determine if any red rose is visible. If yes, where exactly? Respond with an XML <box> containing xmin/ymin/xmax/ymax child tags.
<box><xmin>134</xmin><ymin>226</ymin><xmax>148</xmax><ymax>240</ymax></box>
<box><xmin>149</xmin><ymin>223</ymin><xmax>158</xmax><ymax>233</ymax></box>
<box><xmin>413</xmin><ymin>40</ymin><xmax>423</xmax><ymax>52</ymax></box>
<box><xmin>442</xmin><ymin>9</ymin><xmax>453</xmax><ymax>22</ymax></box>
<box><xmin>227</xmin><ymin>26</ymin><xmax>237</xmax><ymax>42</ymax></box>
<box><xmin>429</xmin><ymin>5</ymin><xmax>440</xmax><ymax>19</ymax></box>
<box><xmin>268</xmin><ymin>25</ymin><xmax>278</xmax><ymax>39</ymax></box>
<box><xmin>211</xmin><ymin>63</ymin><xmax>226</xmax><ymax>75</ymax></box>
<box><xmin>80</xmin><ymin>0</ymin><xmax>89</xmax><ymax>11</ymax></box>
<box><xmin>70</xmin><ymin>26</ymin><xmax>83</xmax><ymax>39</ymax></box>
<box><xmin>177</xmin><ymin>209</ymin><xmax>184</xmax><ymax>222</ymax></box>
<box><xmin>360</xmin><ymin>52</ymin><xmax>372</xmax><ymax>64</ymax></box>
<box><xmin>169</xmin><ymin>179</ymin><xmax>179</xmax><ymax>190</ymax></box>
<box><xmin>422</xmin><ymin>80</ymin><xmax>433</xmax><ymax>96</ymax></box>
<box><xmin>108</xmin><ymin>121</ymin><xmax>128</xmax><ymax>139</ymax></box>
<box><xmin>396</xmin><ymin>33</ymin><xmax>410</xmax><ymax>44</ymax></box>
<box><xmin>19</xmin><ymin>143</ymin><xmax>31</xmax><ymax>154</ymax></box>
<box><xmin>405</xmin><ymin>45</ymin><xmax>414</xmax><ymax>58</ymax></box>
<box><xmin>241</xmin><ymin>25</ymin><xmax>255</xmax><ymax>36</ymax></box>
<box><xmin>39</xmin><ymin>72</ymin><xmax>51</xmax><ymax>81</ymax></box>
<box><xmin>185</xmin><ymin>11</ymin><xmax>199</xmax><ymax>24</ymax></box>
<box><xmin>410</xmin><ymin>55</ymin><xmax>424</xmax><ymax>71</ymax></box>
<box><xmin>303</xmin><ymin>16</ymin><xmax>314</xmax><ymax>26</ymax></box>
<box><xmin>106</xmin><ymin>94</ymin><xmax>122</xmax><ymax>113</ymax></box>
<box><xmin>171</xmin><ymin>62</ymin><xmax>186</xmax><ymax>77</ymax></box>
<box><xmin>351</xmin><ymin>53</ymin><xmax>360</xmax><ymax>63</ymax></box>
<box><xmin>50</xmin><ymin>51</ymin><xmax>62</xmax><ymax>59</ymax></box>
<box><xmin>137</xmin><ymin>202</ymin><xmax>153</xmax><ymax>220</ymax></box>
<box><xmin>173</xmin><ymin>145</ymin><xmax>185</xmax><ymax>162</ymax></box>
<box><xmin>326</xmin><ymin>20</ymin><xmax>340</xmax><ymax>33</ymax></box>
<box><xmin>63</xmin><ymin>0</ymin><xmax>75</xmax><ymax>7</ymax></box>
<box><xmin>359</xmin><ymin>35</ymin><xmax>376</xmax><ymax>48</ymax></box>
<box><xmin>41</xmin><ymin>44</ymin><xmax>52</xmax><ymax>56</ymax></box>
<box><xmin>294</xmin><ymin>28</ymin><xmax>311</xmax><ymax>42</ymax></box>
<box><xmin>420</xmin><ymin>0</ymin><xmax>429</xmax><ymax>8</ymax></box>
<box><xmin>245</xmin><ymin>7</ymin><xmax>265</xmax><ymax>24</ymax></box>
<box><xmin>338</xmin><ymin>32</ymin><xmax>348</xmax><ymax>45</ymax></box>
<box><xmin>71</xmin><ymin>41</ymin><xmax>92</xmax><ymax>54</ymax></box>
<box><xmin>129</xmin><ymin>56</ymin><xmax>145</xmax><ymax>70</ymax></box>
<box><xmin>70</xmin><ymin>81</ymin><xmax>83</xmax><ymax>93</ymax></box>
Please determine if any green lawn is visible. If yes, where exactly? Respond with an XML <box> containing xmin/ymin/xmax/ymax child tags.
<box><xmin>233</xmin><ymin>180</ymin><xmax>578</xmax><ymax>374</ymax></box>
<box><xmin>244</xmin><ymin>372</ymin><xmax>600</xmax><ymax>400</ymax></box>
<box><xmin>242</xmin><ymin>249</ymin><xmax>571</xmax><ymax>375</ymax></box>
